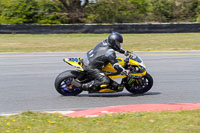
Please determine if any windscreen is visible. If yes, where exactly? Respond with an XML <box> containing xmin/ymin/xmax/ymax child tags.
<box><xmin>130</xmin><ymin>54</ymin><xmax>142</xmax><ymax>63</ymax></box>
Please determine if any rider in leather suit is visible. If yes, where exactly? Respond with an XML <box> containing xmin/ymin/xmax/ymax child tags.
<box><xmin>71</xmin><ymin>32</ymin><xmax>130</xmax><ymax>91</ymax></box>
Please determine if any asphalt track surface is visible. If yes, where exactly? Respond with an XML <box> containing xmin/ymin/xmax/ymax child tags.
<box><xmin>0</xmin><ymin>51</ymin><xmax>200</xmax><ymax>115</ymax></box>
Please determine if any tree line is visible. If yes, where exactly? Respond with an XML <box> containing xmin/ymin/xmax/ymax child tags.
<box><xmin>0</xmin><ymin>0</ymin><xmax>199</xmax><ymax>24</ymax></box>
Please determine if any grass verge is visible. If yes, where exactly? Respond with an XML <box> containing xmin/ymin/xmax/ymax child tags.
<box><xmin>0</xmin><ymin>110</ymin><xmax>200</xmax><ymax>133</ymax></box>
<box><xmin>0</xmin><ymin>33</ymin><xmax>200</xmax><ymax>52</ymax></box>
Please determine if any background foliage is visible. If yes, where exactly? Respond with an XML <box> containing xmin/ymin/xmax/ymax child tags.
<box><xmin>0</xmin><ymin>0</ymin><xmax>199</xmax><ymax>24</ymax></box>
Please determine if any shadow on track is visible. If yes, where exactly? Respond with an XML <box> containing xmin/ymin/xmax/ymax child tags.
<box><xmin>77</xmin><ymin>92</ymin><xmax>161</xmax><ymax>97</ymax></box>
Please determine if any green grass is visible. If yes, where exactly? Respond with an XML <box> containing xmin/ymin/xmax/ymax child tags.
<box><xmin>0</xmin><ymin>33</ymin><xmax>200</xmax><ymax>52</ymax></box>
<box><xmin>0</xmin><ymin>110</ymin><xmax>200</xmax><ymax>133</ymax></box>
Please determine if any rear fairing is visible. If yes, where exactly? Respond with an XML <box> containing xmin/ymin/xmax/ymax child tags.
<box><xmin>64</xmin><ymin>57</ymin><xmax>84</xmax><ymax>71</ymax></box>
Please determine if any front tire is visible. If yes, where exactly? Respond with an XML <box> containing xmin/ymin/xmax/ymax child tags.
<box><xmin>55</xmin><ymin>70</ymin><xmax>83</xmax><ymax>96</ymax></box>
<box><xmin>125</xmin><ymin>73</ymin><xmax>153</xmax><ymax>94</ymax></box>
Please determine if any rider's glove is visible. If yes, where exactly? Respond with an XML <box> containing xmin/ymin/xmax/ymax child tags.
<box><xmin>124</xmin><ymin>51</ymin><xmax>131</xmax><ymax>56</ymax></box>
<box><xmin>121</xmin><ymin>69</ymin><xmax>129</xmax><ymax>76</ymax></box>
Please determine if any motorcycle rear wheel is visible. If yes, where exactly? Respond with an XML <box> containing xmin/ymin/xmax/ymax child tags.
<box><xmin>55</xmin><ymin>71</ymin><xmax>83</xmax><ymax>96</ymax></box>
<box><xmin>125</xmin><ymin>73</ymin><xmax>153</xmax><ymax>94</ymax></box>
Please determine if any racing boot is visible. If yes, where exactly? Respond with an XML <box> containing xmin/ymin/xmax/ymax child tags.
<box><xmin>71</xmin><ymin>79</ymin><xmax>95</xmax><ymax>91</ymax></box>
<box><xmin>81</xmin><ymin>80</ymin><xmax>95</xmax><ymax>91</ymax></box>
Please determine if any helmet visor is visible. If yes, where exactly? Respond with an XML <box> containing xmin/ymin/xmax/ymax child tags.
<box><xmin>115</xmin><ymin>40</ymin><xmax>123</xmax><ymax>48</ymax></box>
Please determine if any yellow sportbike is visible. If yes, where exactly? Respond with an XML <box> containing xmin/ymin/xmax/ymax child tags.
<box><xmin>55</xmin><ymin>52</ymin><xmax>153</xmax><ymax>96</ymax></box>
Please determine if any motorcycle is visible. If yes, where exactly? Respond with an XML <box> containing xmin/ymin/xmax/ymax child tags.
<box><xmin>54</xmin><ymin>52</ymin><xmax>153</xmax><ymax>96</ymax></box>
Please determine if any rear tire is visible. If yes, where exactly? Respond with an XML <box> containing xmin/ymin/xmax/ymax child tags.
<box><xmin>55</xmin><ymin>70</ymin><xmax>83</xmax><ymax>96</ymax></box>
<box><xmin>125</xmin><ymin>73</ymin><xmax>153</xmax><ymax>94</ymax></box>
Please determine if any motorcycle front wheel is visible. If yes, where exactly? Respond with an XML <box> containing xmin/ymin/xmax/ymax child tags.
<box><xmin>125</xmin><ymin>73</ymin><xmax>153</xmax><ymax>94</ymax></box>
<box><xmin>55</xmin><ymin>71</ymin><xmax>83</xmax><ymax>96</ymax></box>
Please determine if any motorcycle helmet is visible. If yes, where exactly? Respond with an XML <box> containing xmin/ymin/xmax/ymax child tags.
<box><xmin>108</xmin><ymin>32</ymin><xmax>123</xmax><ymax>51</ymax></box>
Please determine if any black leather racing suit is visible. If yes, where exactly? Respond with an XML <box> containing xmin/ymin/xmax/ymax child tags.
<box><xmin>82</xmin><ymin>40</ymin><xmax>126</xmax><ymax>90</ymax></box>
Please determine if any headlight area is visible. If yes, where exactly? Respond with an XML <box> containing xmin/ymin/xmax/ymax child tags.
<box><xmin>138</xmin><ymin>65</ymin><xmax>146</xmax><ymax>73</ymax></box>
<box><xmin>129</xmin><ymin>65</ymin><xmax>146</xmax><ymax>73</ymax></box>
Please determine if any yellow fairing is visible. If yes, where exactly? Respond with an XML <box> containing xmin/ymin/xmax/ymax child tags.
<box><xmin>129</xmin><ymin>59</ymin><xmax>139</xmax><ymax>66</ymax></box>
<box><xmin>108</xmin><ymin>71</ymin><xmax>146</xmax><ymax>79</ymax></box>
<box><xmin>64</xmin><ymin>58</ymin><xmax>84</xmax><ymax>71</ymax></box>
<box><xmin>100</xmin><ymin>84</ymin><xmax>108</xmax><ymax>88</ymax></box>
<box><xmin>102</xmin><ymin>57</ymin><xmax>146</xmax><ymax>79</ymax></box>
<box><xmin>108</xmin><ymin>75</ymin><xmax>127</xmax><ymax>79</ymax></box>
<box><xmin>131</xmin><ymin>71</ymin><xmax>146</xmax><ymax>77</ymax></box>
<box><xmin>99</xmin><ymin>89</ymin><xmax>117</xmax><ymax>93</ymax></box>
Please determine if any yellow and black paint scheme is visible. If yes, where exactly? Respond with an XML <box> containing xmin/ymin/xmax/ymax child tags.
<box><xmin>128</xmin><ymin>58</ymin><xmax>147</xmax><ymax>77</ymax></box>
<box><xmin>99</xmin><ymin>84</ymin><xmax>116</xmax><ymax>93</ymax></box>
<box><xmin>99</xmin><ymin>88</ymin><xmax>116</xmax><ymax>93</ymax></box>
<box><xmin>64</xmin><ymin>56</ymin><xmax>146</xmax><ymax>93</ymax></box>
<box><xmin>102</xmin><ymin>57</ymin><xmax>146</xmax><ymax>79</ymax></box>
<box><xmin>64</xmin><ymin>57</ymin><xmax>146</xmax><ymax>78</ymax></box>
<box><xmin>64</xmin><ymin>57</ymin><xmax>84</xmax><ymax>71</ymax></box>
